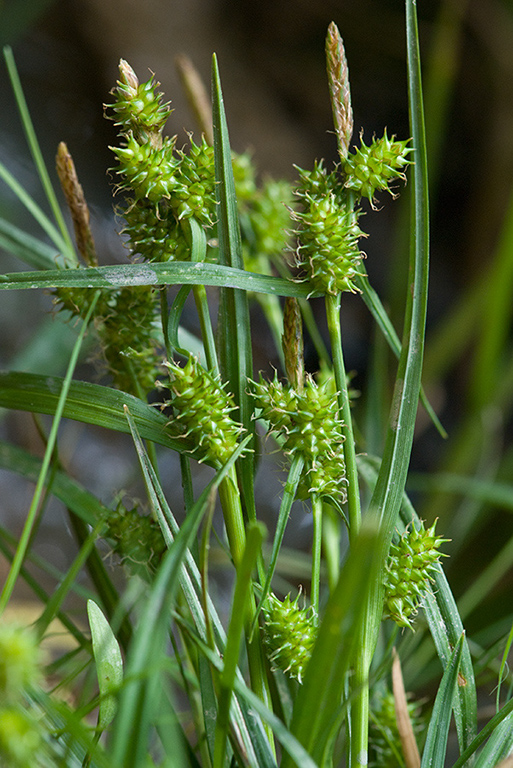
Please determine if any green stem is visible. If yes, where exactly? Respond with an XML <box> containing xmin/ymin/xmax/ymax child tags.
<box><xmin>311</xmin><ymin>495</ymin><xmax>323</xmax><ymax>618</ymax></box>
<box><xmin>321</xmin><ymin>503</ymin><xmax>341</xmax><ymax>594</ymax></box>
<box><xmin>217</xmin><ymin>470</ymin><xmax>274</xmax><ymax>750</ymax></box>
<box><xmin>350</xmin><ymin>653</ymin><xmax>371</xmax><ymax>768</ymax></box>
<box><xmin>217</xmin><ymin>471</ymin><xmax>246</xmax><ymax>568</ymax></box>
<box><xmin>325</xmin><ymin>293</ymin><xmax>361</xmax><ymax>539</ymax></box>
<box><xmin>325</xmin><ymin>292</ymin><xmax>368</xmax><ymax>765</ymax></box>
<box><xmin>193</xmin><ymin>284</ymin><xmax>219</xmax><ymax>375</ymax></box>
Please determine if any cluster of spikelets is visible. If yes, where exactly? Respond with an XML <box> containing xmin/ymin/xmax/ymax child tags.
<box><xmin>383</xmin><ymin>520</ymin><xmax>448</xmax><ymax>628</ymax></box>
<box><xmin>0</xmin><ymin>624</ymin><xmax>44</xmax><ymax>767</ymax></box>
<box><xmin>342</xmin><ymin>130</ymin><xmax>413</xmax><ymax>205</ymax></box>
<box><xmin>291</xmin><ymin>132</ymin><xmax>412</xmax><ymax>294</ymax></box>
<box><xmin>157</xmin><ymin>355</ymin><xmax>245</xmax><ymax>467</ymax></box>
<box><xmin>252</xmin><ymin>372</ymin><xmax>347</xmax><ymax>505</ymax></box>
<box><xmin>104</xmin><ymin>500</ymin><xmax>166</xmax><ymax>578</ymax></box>
<box><xmin>107</xmin><ymin>60</ymin><xmax>217</xmax><ymax>262</ymax></box>
<box><xmin>262</xmin><ymin>591</ymin><xmax>317</xmax><ymax>683</ymax></box>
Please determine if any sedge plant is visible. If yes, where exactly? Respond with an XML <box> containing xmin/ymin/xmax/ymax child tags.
<box><xmin>1</xmin><ymin>3</ymin><xmax>513</xmax><ymax>767</ymax></box>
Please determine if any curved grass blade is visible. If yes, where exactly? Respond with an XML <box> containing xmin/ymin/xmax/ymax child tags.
<box><xmin>0</xmin><ymin>260</ymin><xmax>320</xmax><ymax>297</ymax></box>
<box><xmin>3</xmin><ymin>46</ymin><xmax>76</xmax><ymax>261</ymax></box>
<box><xmin>473</xmin><ymin>714</ymin><xmax>513</xmax><ymax>768</ymax></box>
<box><xmin>0</xmin><ymin>216</ymin><xmax>63</xmax><ymax>269</ymax></box>
<box><xmin>0</xmin><ymin>370</ymin><xmax>195</xmax><ymax>455</ymax></box>
<box><xmin>420</xmin><ymin>633</ymin><xmax>465</xmax><ymax>768</ymax></box>
<box><xmin>0</xmin><ymin>293</ymin><xmax>99</xmax><ymax>616</ymax></box>
<box><xmin>451</xmin><ymin>700</ymin><xmax>513</xmax><ymax>768</ymax></box>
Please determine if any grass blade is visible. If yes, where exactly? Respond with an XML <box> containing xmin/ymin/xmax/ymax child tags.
<box><xmin>0</xmin><ymin>371</ymin><xmax>195</xmax><ymax>455</ymax></box>
<box><xmin>0</xmin><ymin>215</ymin><xmax>63</xmax><ymax>269</ymax></box>
<box><xmin>3</xmin><ymin>46</ymin><xmax>76</xmax><ymax>261</ymax></box>
<box><xmin>0</xmin><ymin>260</ymin><xmax>319</xmax><ymax>297</ymax></box>
<box><xmin>211</xmin><ymin>53</ymin><xmax>257</xmax><ymax>522</ymax></box>
<box><xmin>420</xmin><ymin>633</ymin><xmax>465</xmax><ymax>768</ymax></box>
<box><xmin>0</xmin><ymin>293</ymin><xmax>99</xmax><ymax>616</ymax></box>
<box><xmin>87</xmin><ymin>600</ymin><xmax>123</xmax><ymax>730</ymax></box>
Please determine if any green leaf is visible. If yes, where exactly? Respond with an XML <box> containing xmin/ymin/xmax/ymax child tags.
<box><xmin>211</xmin><ymin>53</ymin><xmax>259</xmax><ymax>537</ymax></box>
<box><xmin>0</xmin><ymin>215</ymin><xmax>63</xmax><ymax>269</ymax></box>
<box><xmin>420</xmin><ymin>633</ymin><xmax>465</xmax><ymax>767</ymax></box>
<box><xmin>0</xmin><ymin>371</ymin><xmax>194</xmax><ymax>455</ymax></box>
<box><xmin>3</xmin><ymin>46</ymin><xmax>76</xmax><ymax>261</ymax></box>
<box><xmin>87</xmin><ymin>600</ymin><xmax>124</xmax><ymax>729</ymax></box>
<box><xmin>0</xmin><ymin>260</ymin><xmax>318</xmax><ymax>297</ymax></box>
<box><xmin>452</xmin><ymin>699</ymin><xmax>513</xmax><ymax>768</ymax></box>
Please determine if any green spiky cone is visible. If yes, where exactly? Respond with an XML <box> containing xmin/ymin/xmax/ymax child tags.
<box><xmin>292</xmin><ymin>161</ymin><xmax>365</xmax><ymax>295</ymax></box>
<box><xmin>262</xmin><ymin>592</ymin><xmax>317</xmax><ymax>683</ymax></box>
<box><xmin>107</xmin><ymin>60</ymin><xmax>171</xmax><ymax>144</ymax></box>
<box><xmin>105</xmin><ymin>501</ymin><xmax>165</xmax><ymax>576</ymax></box>
<box><xmin>383</xmin><ymin>520</ymin><xmax>449</xmax><ymax>628</ymax></box>
<box><xmin>342</xmin><ymin>130</ymin><xmax>413</xmax><ymax>204</ymax></box>
<box><xmin>252</xmin><ymin>374</ymin><xmax>347</xmax><ymax>503</ymax></box>
<box><xmin>160</xmin><ymin>356</ymin><xmax>245</xmax><ymax>466</ymax></box>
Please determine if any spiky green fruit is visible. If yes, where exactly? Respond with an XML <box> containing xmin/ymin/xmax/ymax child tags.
<box><xmin>252</xmin><ymin>374</ymin><xmax>347</xmax><ymax>503</ymax></box>
<box><xmin>107</xmin><ymin>60</ymin><xmax>171</xmax><ymax>142</ymax></box>
<box><xmin>342</xmin><ymin>130</ymin><xmax>413</xmax><ymax>203</ymax></box>
<box><xmin>105</xmin><ymin>501</ymin><xmax>165</xmax><ymax>576</ymax></box>
<box><xmin>121</xmin><ymin>198</ymin><xmax>190</xmax><ymax>262</ymax></box>
<box><xmin>292</xmin><ymin>162</ymin><xmax>365</xmax><ymax>295</ymax></box>
<box><xmin>160</xmin><ymin>356</ymin><xmax>245</xmax><ymax>466</ymax></box>
<box><xmin>262</xmin><ymin>592</ymin><xmax>317</xmax><ymax>683</ymax></box>
<box><xmin>383</xmin><ymin>520</ymin><xmax>449</xmax><ymax>628</ymax></box>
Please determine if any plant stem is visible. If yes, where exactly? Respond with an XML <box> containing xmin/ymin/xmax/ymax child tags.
<box><xmin>311</xmin><ymin>495</ymin><xmax>323</xmax><ymax>617</ymax></box>
<box><xmin>326</xmin><ymin>292</ymin><xmax>369</xmax><ymax>765</ymax></box>
<box><xmin>217</xmin><ymin>470</ymin><xmax>274</xmax><ymax>750</ymax></box>
<box><xmin>325</xmin><ymin>292</ymin><xmax>361</xmax><ymax>540</ymax></box>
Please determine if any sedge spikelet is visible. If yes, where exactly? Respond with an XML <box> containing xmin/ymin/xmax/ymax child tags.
<box><xmin>262</xmin><ymin>592</ymin><xmax>317</xmax><ymax>683</ymax></box>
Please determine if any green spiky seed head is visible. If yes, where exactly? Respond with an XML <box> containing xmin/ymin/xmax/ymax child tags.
<box><xmin>107</xmin><ymin>60</ymin><xmax>171</xmax><ymax>143</ymax></box>
<box><xmin>383</xmin><ymin>519</ymin><xmax>449</xmax><ymax>628</ymax></box>
<box><xmin>105</xmin><ymin>501</ymin><xmax>165</xmax><ymax>576</ymax></box>
<box><xmin>342</xmin><ymin>130</ymin><xmax>413</xmax><ymax>204</ymax></box>
<box><xmin>252</xmin><ymin>374</ymin><xmax>347</xmax><ymax>503</ymax></box>
<box><xmin>121</xmin><ymin>198</ymin><xmax>190</xmax><ymax>262</ymax></box>
<box><xmin>95</xmin><ymin>285</ymin><xmax>160</xmax><ymax>395</ymax></box>
<box><xmin>292</xmin><ymin>162</ymin><xmax>365</xmax><ymax>295</ymax></box>
<box><xmin>262</xmin><ymin>592</ymin><xmax>317</xmax><ymax>683</ymax></box>
<box><xmin>160</xmin><ymin>356</ymin><xmax>245</xmax><ymax>466</ymax></box>
<box><xmin>111</xmin><ymin>134</ymin><xmax>181</xmax><ymax>202</ymax></box>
